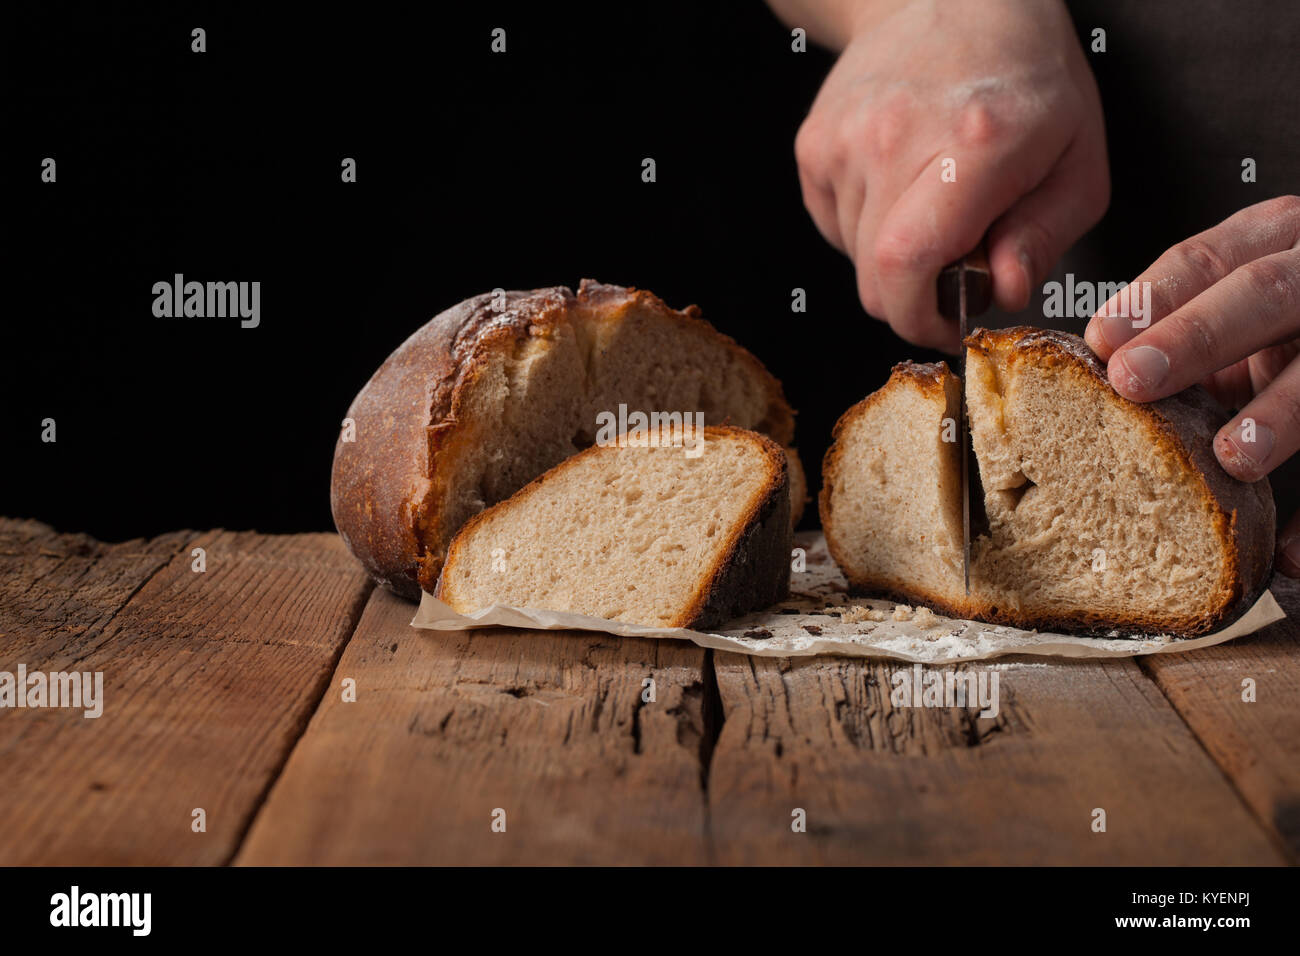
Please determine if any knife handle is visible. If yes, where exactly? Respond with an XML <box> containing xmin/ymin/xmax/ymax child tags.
<box><xmin>937</xmin><ymin>239</ymin><xmax>993</xmax><ymax>322</ymax></box>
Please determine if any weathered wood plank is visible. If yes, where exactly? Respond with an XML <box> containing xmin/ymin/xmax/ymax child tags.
<box><xmin>708</xmin><ymin>652</ymin><xmax>1285</xmax><ymax>865</ymax></box>
<box><xmin>236</xmin><ymin>588</ymin><xmax>712</xmax><ymax>865</ymax></box>
<box><xmin>1139</xmin><ymin>574</ymin><xmax>1300</xmax><ymax>861</ymax></box>
<box><xmin>0</xmin><ymin>517</ymin><xmax>191</xmax><ymax>662</ymax></box>
<box><xmin>0</xmin><ymin>521</ymin><xmax>372</xmax><ymax>865</ymax></box>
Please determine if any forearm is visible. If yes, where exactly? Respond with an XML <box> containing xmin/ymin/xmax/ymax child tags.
<box><xmin>764</xmin><ymin>0</ymin><xmax>912</xmax><ymax>50</ymax></box>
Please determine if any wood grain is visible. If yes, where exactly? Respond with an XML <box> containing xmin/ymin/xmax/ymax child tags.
<box><xmin>707</xmin><ymin>653</ymin><xmax>1285</xmax><ymax>865</ymax></box>
<box><xmin>4</xmin><ymin>518</ymin><xmax>1297</xmax><ymax>866</ymax></box>
<box><xmin>236</xmin><ymin>587</ymin><xmax>713</xmax><ymax>865</ymax></box>
<box><xmin>0</xmin><ymin>519</ymin><xmax>372</xmax><ymax>865</ymax></box>
<box><xmin>1139</xmin><ymin>574</ymin><xmax>1300</xmax><ymax>861</ymax></box>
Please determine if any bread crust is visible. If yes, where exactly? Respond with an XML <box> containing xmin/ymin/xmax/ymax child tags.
<box><xmin>331</xmin><ymin>280</ymin><xmax>795</xmax><ymax>600</ymax></box>
<box><xmin>436</xmin><ymin>426</ymin><xmax>792</xmax><ymax>629</ymax></box>
<box><xmin>684</xmin><ymin>429</ymin><xmax>792</xmax><ymax>629</ymax></box>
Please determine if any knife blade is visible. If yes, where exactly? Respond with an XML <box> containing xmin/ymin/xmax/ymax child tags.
<box><xmin>937</xmin><ymin>242</ymin><xmax>992</xmax><ymax>595</ymax></box>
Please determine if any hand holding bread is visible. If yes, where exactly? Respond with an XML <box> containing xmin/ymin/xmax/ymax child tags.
<box><xmin>1084</xmin><ymin>195</ymin><xmax>1300</xmax><ymax>576</ymax></box>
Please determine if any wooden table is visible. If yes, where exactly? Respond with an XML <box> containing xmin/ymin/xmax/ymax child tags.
<box><xmin>2</xmin><ymin>516</ymin><xmax>1297</xmax><ymax>866</ymax></box>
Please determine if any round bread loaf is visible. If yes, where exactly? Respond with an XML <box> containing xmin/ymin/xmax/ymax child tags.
<box><xmin>820</xmin><ymin>327</ymin><xmax>1275</xmax><ymax>635</ymax></box>
<box><xmin>331</xmin><ymin>279</ymin><xmax>796</xmax><ymax>599</ymax></box>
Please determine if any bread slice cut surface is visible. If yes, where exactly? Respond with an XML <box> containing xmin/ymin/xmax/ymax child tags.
<box><xmin>819</xmin><ymin>327</ymin><xmax>1275</xmax><ymax>635</ymax></box>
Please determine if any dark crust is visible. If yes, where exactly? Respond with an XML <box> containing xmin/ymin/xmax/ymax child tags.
<box><xmin>436</xmin><ymin>426</ymin><xmax>792</xmax><ymax>629</ymax></box>
<box><xmin>330</xmin><ymin>280</ymin><xmax>795</xmax><ymax>600</ymax></box>
<box><xmin>682</xmin><ymin>430</ymin><xmax>792</xmax><ymax>629</ymax></box>
<box><xmin>819</xmin><ymin>360</ymin><xmax>961</xmax><ymax>588</ymax></box>
<box><xmin>965</xmin><ymin>326</ymin><xmax>1275</xmax><ymax>635</ymax></box>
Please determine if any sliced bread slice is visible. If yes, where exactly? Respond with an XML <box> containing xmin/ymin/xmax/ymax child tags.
<box><xmin>820</xmin><ymin>327</ymin><xmax>1275</xmax><ymax>635</ymax></box>
<box><xmin>436</xmin><ymin>426</ymin><xmax>792</xmax><ymax>629</ymax></box>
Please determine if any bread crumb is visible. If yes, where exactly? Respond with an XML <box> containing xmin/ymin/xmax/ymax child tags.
<box><xmin>913</xmin><ymin>606</ymin><xmax>941</xmax><ymax>629</ymax></box>
<box><xmin>842</xmin><ymin>605</ymin><xmax>887</xmax><ymax>624</ymax></box>
<box><xmin>892</xmin><ymin>604</ymin><xmax>913</xmax><ymax>621</ymax></box>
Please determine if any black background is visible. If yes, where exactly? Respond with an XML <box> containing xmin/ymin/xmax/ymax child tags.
<box><xmin>7</xmin><ymin>1</ymin><xmax>1298</xmax><ymax>540</ymax></box>
<box><xmin>2</xmin><ymin>864</ymin><xmax>1283</xmax><ymax>942</ymax></box>
<box><xmin>7</xmin><ymin>1</ymin><xmax>871</xmax><ymax>539</ymax></box>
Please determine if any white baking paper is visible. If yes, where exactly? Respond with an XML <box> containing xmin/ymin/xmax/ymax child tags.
<box><xmin>411</xmin><ymin>533</ymin><xmax>1285</xmax><ymax>663</ymax></box>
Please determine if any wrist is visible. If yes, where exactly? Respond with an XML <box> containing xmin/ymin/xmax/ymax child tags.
<box><xmin>841</xmin><ymin>0</ymin><xmax>913</xmax><ymax>42</ymax></box>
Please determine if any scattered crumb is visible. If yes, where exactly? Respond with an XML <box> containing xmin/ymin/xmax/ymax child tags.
<box><xmin>892</xmin><ymin>604</ymin><xmax>914</xmax><ymax>621</ymax></box>
<box><xmin>986</xmin><ymin>661</ymin><xmax>1049</xmax><ymax>670</ymax></box>
<box><xmin>743</xmin><ymin>628</ymin><xmax>772</xmax><ymax>639</ymax></box>
<box><xmin>913</xmin><ymin>606</ymin><xmax>941</xmax><ymax>629</ymax></box>
<box><xmin>802</xmin><ymin>625</ymin><xmax>823</xmax><ymax>636</ymax></box>
<box><xmin>842</xmin><ymin>605</ymin><xmax>888</xmax><ymax>624</ymax></box>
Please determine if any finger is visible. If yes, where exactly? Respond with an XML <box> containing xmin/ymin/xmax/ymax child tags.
<box><xmin>1086</xmin><ymin>194</ymin><xmax>1300</xmax><ymax>359</ymax></box>
<box><xmin>1202</xmin><ymin>361</ymin><xmax>1254</xmax><ymax>409</ymax></box>
<box><xmin>873</xmin><ymin>131</ymin><xmax>1067</xmax><ymax>351</ymax></box>
<box><xmin>852</xmin><ymin>170</ymin><xmax>905</xmax><ymax>319</ymax></box>
<box><xmin>1107</xmin><ymin>249</ymin><xmax>1300</xmax><ymax>401</ymax></box>
<box><xmin>834</xmin><ymin>171</ymin><xmax>866</xmax><ymax>262</ymax></box>
<box><xmin>1202</xmin><ymin>342</ymin><xmax>1300</xmax><ymax>408</ymax></box>
<box><xmin>1276</xmin><ymin>509</ymin><xmax>1300</xmax><ymax>578</ymax></box>
<box><xmin>1213</xmin><ymin>351</ymin><xmax>1300</xmax><ymax>482</ymax></box>
<box><xmin>986</xmin><ymin>134</ymin><xmax>1110</xmax><ymax>312</ymax></box>
<box><xmin>797</xmin><ymin>163</ymin><xmax>845</xmax><ymax>253</ymax></box>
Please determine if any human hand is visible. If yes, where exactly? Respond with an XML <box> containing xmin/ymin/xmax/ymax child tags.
<box><xmin>793</xmin><ymin>0</ymin><xmax>1109</xmax><ymax>350</ymax></box>
<box><xmin>1084</xmin><ymin>195</ymin><xmax>1300</xmax><ymax>574</ymax></box>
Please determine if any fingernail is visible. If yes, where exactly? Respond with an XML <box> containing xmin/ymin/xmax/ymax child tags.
<box><xmin>1278</xmin><ymin>536</ymin><xmax>1300</xmax><ymax>577</ymax></box>
<box><xmin>1018</xmin><ymin>251</ymin><xmax>1034</xmax><ymax>304</ymax></box>
<box><xmin>1096</xmin><ymin>306</ymin><xmax>1140</xmax><ymax>352</ymax></box>
<box><xmin>1216</xmin><ymin>420</ymin><xmax>1274</xmax><ymax>478</ymax></box>
<box><xmin>1083</xmin><ymin>317</ymin><xmax>1105</xmax><ymax>354</ymax></box>
<box><xmin>1113</xmin><ymin>346</ymin><xmax>1169</xmax><ymax>394</ymax></box>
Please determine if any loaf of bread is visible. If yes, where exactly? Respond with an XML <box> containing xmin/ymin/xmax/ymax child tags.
<box><xmin>820</xmin><ymin>327</ymin><xmax>1275</xmax><ymax>635</ymax></box>
<box><xmin>331</xmin><ymin>280</ymin><xmax>798</xmax><ymax>599</ymax></box>
<box><xmin>437</xmin><ymin>426</ymin><xmax>792</xmax><ymax>629</ymax></box>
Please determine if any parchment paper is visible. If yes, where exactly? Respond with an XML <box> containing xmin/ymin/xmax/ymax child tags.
<box><xmin>411</xmin><ymin>533</ymin><xmax>1285</xmax><ymax>663</ymax></box>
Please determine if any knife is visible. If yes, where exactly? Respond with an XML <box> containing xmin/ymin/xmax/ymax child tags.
<box><xmin>937</xmin><ymin>241</ymin><xmax>992</xmax><ymax>595</ymax></box>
